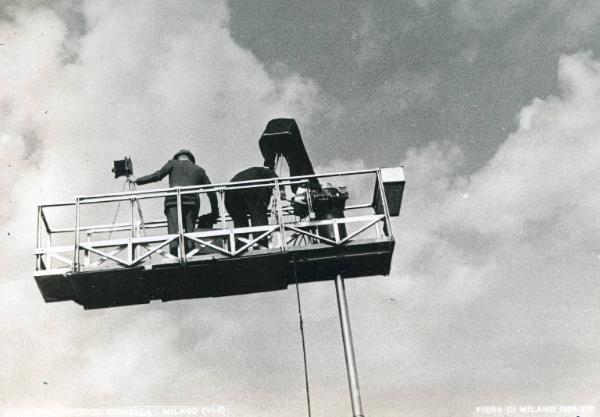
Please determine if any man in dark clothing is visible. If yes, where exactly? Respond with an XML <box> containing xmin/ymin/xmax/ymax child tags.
<box><xmin>130</xmin><ymin>149</ymin><xmax>219</xmax><ymax>256</ymax></box>
<box><xmin>225</xmin><ymin>166</ymin><xmax>277</xmax><ymax>248</ymax></box>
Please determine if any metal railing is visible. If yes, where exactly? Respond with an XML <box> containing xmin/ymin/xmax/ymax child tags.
<box><xmin>35</xmin><ymin>168</ymin><xmax>393</xmax><ymax>275</ymax></box>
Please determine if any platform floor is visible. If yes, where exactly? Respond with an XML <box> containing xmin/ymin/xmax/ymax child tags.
<box><xmin>34</xmin><ymin>238</ymin><xmax>394</xmax><ymax>309</ymax></box>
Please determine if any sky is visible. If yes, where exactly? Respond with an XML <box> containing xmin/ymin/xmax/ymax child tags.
<box><xmin>1</xmin><ymin>1</ymin><xmax>600</xmax><ymax>416</ymax></box>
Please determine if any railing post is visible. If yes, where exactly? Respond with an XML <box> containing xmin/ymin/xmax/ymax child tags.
<box><xmin>274</xmin><ymin>178</ymin><xmax>286</xmax><ymax>251</ymax></box>
<box><xmin>306</xmin><ymin>181</ymin><xmax>315</xmax><ymax>220</ymax></box>
<box><xmin>130</xmin><ymin>196</ymin><xmax>135</xmax><ymax>238</ymax></box>
<box><xmin>229</xmin><ymin>229</ymin><xmax>235</xmax><ymax>254</ymax></box>
<box><xmin>176</xmin><ymin>188</ymin><xmax>186</xmax><ymax>264</ymax></box>
<box><xmin>335</xmin><ymin>273</ymin><xmax>365</xmax><ymax>417</ymax></box>
<box><xmin>73</xmin><ymin>197</ymin><xmax>81</xmax><ymax>273</ymax></box>
<box><xmin>130</xmin><ymin>196</ymin><xmax>136</xmax><ymax>263</ymax></box>
<box><xmin>36</xmin><ymin>206</ymin><xmax>42</xmax><ymax>271</ymax></box>
<box><xmin>376</xmin><ymin>169</ymin><xmax>392</xmax><ymax>238</ymax></box>
<box><xmin>84</xmin><ymin>231</ymin><xmax>91</xmax><ymax>267</ymax></box>
<box><xmin>219</xmin><ymin>188</ymin><xmax>228</xmax><ymax>251</ymax></box>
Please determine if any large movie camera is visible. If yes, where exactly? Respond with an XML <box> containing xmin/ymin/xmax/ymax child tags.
<box><xmin>260</xmin><ymin>119</ymin><xmax>349</xmax><ymax>239</ymax></box>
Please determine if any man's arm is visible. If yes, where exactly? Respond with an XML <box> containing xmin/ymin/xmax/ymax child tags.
<box><xmin>134</xmin><ymin>161</ymin><xmax>173</xmax><ymax>185</ymax></box>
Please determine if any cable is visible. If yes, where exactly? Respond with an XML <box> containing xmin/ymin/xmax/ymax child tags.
<box><xmin>293</xmin><ymin>262</ymin><xmax>312</xmax><ymax>417</ymax></box>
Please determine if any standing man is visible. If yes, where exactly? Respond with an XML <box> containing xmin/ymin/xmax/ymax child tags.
<box><xmin>129</xmin><ymin>149</ymin><xmax>219</xmax><ymax>256</ymax></box>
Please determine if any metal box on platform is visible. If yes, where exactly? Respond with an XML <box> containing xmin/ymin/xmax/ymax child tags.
<box><xmin>373</xmin><ymin>166</ymin><xmax>405</xmax><ymax>217</ymax></box>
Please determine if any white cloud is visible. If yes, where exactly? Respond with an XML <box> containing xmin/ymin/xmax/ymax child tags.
<box><xmin>367</xmin><ymin>68</ymin><xmax>440</xmax><ymax>116</ymax></box>
<box><xmin>457</xmin><ymin>0</ymin><xmax>600</xmax><ymax>57</ymax></box>
<box><xmin>2</xmin><ymin>0</ymin><xmax>600</xmax><ymax>414</ymax></box>
<box><xmin>1</xmin><ymin>1</ymin><xmax>323</xmax><ymax>212</ymax></box>
<box><xmin>449</xmin><ymin>51</ymin><xmax>600</xmax><ymax>235</ymax></box>
<box><xmin>0</xmin><ymin>0</ymin><xmax>325</xmax><ymax>412</ymax></box>
<box><xmin>0</xmin><ymin>8</ymin><xmax>66</xmax><ymax>220</ymax></box>
<box><xmin>452</xmin><ymin>0</ymin><xmax>535</xmax><ymax>29</ymax></box>
<box><xmin>393</xmin><ymin>52</ymin><xmax>600</xmax><ymax>307</ymax></box>
<box><xmin>373</xmin><ymin>51</ymin><xmax>600</xmax><ymax>413</ymax></box>
<box><xmin>413</xmin><ymin>0</ymin><xmax>437</xmax><ymax>11</ymax></box>
<box><xmin>352</xmin><ymin>5</ymin><xmax>388</xmax><ymax>67</ymax></box>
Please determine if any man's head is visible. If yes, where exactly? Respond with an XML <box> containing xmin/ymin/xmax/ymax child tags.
<box><xmin>173</xmin><ymin>149</ymin><xmax>195</xmax><ymax>163</ymax></box>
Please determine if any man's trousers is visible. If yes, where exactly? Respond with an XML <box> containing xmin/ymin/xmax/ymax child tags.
<box><xmin>165</xmin><ymin>204</ymin><xmax>199</xmax><ymax>256</ymax></box>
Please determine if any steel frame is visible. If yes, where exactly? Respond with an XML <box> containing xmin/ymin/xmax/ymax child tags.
<box><xmin>35</xmin><ymin>168</ymin><xmax>394</xmax><ymax>275</ymax></box>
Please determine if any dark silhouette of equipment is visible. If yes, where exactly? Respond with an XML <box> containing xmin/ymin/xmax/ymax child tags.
<box><xmin>258</xmin><ymin>118</ymin><xmax>348</xmax><ymax>240</ymax></box>
<box><xmin>259</xmin><ymin>118</ymin><xmax>319</xmax><ymax>192</ymax></box>
<box><xmin>312</xmin><ymin>183</ymin><xmax>349</xmax><ymax>240</ymax></box>
<box><xmin>112</xmin><ymin>157</ymin><xmax>134</xmax><ymax>178</ymax></box>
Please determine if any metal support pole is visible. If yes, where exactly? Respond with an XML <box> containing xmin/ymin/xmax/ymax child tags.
<box><xmin>335</xmin><ymin>273</ymin><xmax>364</xmax><ymax>417</ymax></box>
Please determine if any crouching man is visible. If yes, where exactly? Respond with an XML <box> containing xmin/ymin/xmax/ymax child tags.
<box><xmin>225</xmin><ymin>165</ymin><xmax>277</xmax><ymax>248</ymax></box>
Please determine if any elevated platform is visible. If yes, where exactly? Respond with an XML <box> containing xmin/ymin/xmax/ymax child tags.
<box><xmin>35</xmin><ymin>238</ymin><xmax>394</xmax><ymax>309</ymax></box>
<box><xmin>34</xmin><ymin>168</ymin><xmax>404</xmax><ymax>309</ymax></box>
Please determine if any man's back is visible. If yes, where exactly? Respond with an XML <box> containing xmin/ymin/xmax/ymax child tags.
<box><xmin>136</xmin><ymin>159</ymin><xmax>209</xmax><ymax>187</ymax></box>
<box><xmin>226</xmin><ymin>166</ymin><xmax>278</xmax><ymax>231</ymax></box>
<box><xmin>136</xmin><ymin>159</ymin><xmax>212</xmax><ymax>208</ymax></box>
<box><xmin>166</xmin><ymin>159</ymin><xmax>210</xmax><ymax>187</ymax></box>
<box><xmin>231</xmin><ymin>166</ymin><xmax>277</xmax><ymax>183</ymax></box>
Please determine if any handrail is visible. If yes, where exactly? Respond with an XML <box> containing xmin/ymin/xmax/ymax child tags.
<box><xmin>35</xmin><ymin>168</ymin><xmax>392</xmax><ymax>273</ymax></box>
<box><xmin>37</xmin><ymin>167</ymin><xmax>389</xmax><ymax>207</ymax></box>
<box><xmin>74</xmin><ymin>168</ymin><xmax>380</xmax><ymax>201</ymax></box>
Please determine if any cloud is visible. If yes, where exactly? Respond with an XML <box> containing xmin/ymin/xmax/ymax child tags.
<box><xmin>0</xmin><ymin>0</ymin><xmax>326</xmax><ymax>413</ymax></box>
<box><xmin>352</xmin><ymin>5</ymin><xmax>388</xmax><ymax>67</ymax></box>
<box><xmin>372</xmin><ymin>51</ymin><xmax>600</xmax><ymax>414</ymax></box>
<box><xmin>0</xmin><ymin>8</ymin><xmax>66</xmax><ymax>221</ymax></box>
<box><xmin>456</xmin><ymin>0</ymin><xmax>600</xmax><ymax>58</ymax></box>
<box><xmin>412</xmin><ymin>0</ymin><xmax>437</xmax><ymax>11</ymax></box>
<box><xmin>292</xmin><ymin>47</ymin><xmax>600</xmax><ymax>412</ymax></box>
<box><xmin>376</xmin><ymin>68</ymin><xmax>439</xmax><ymax>113</ymax></box>
<box><xmin>452</xmin><ymin>0</ymin><xmax>537</xmax><ymax>29</ymax></box>
<box><xmin>0</xmin><ymin>1</ymin><xmax>323</xmax><ymax>213</ymax></box>
<box><xmin>1</xmin><ymin>0</ymin><xmax>600</xmax><ymax>415</ymax></box>
<box><xmin>448</xmin><ymin>51</ymin><xmax>600</xmax><ymax>235</ymax></box>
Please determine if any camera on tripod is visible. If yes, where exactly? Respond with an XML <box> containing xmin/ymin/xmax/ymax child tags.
<box><xmin>112</xmin><ymin>157</ymin><xmax>134</xmax><ymax>178</ymax></box>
